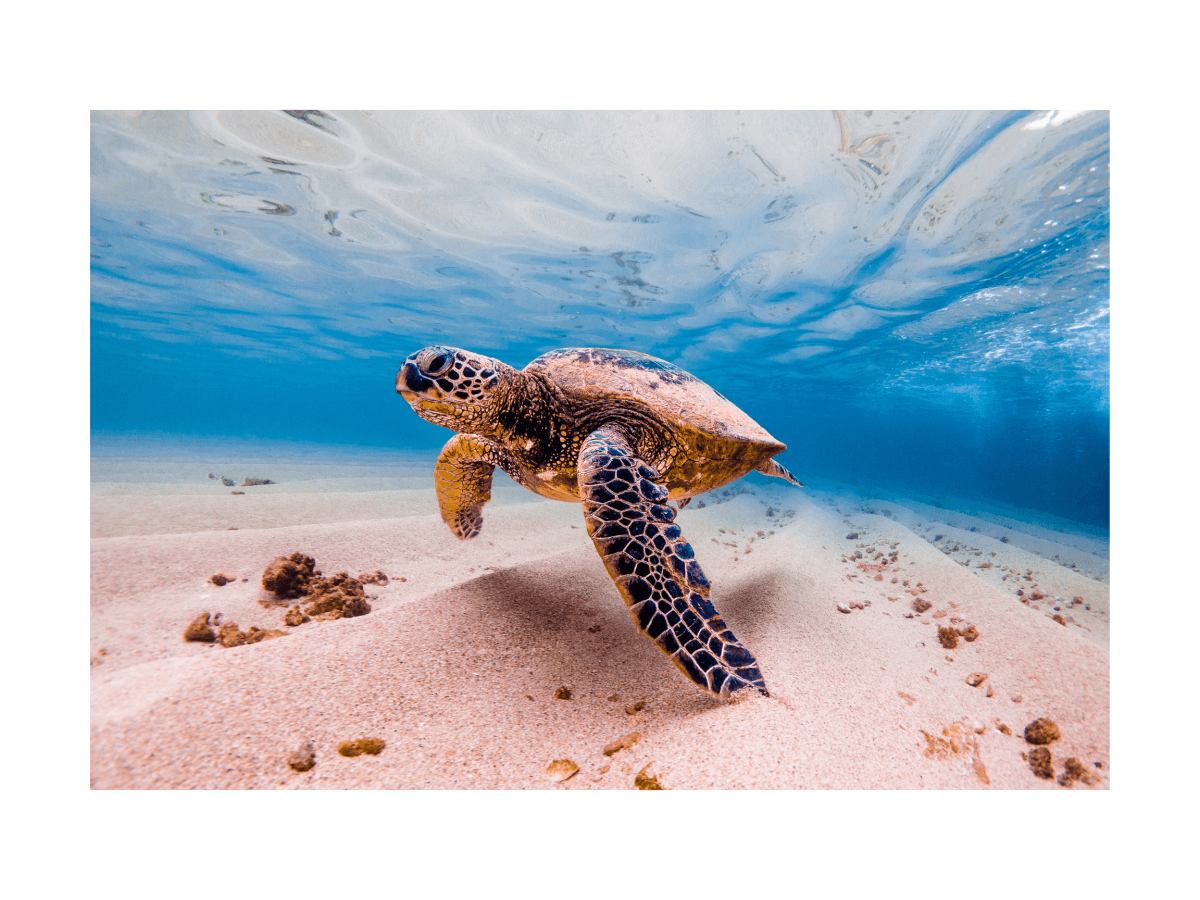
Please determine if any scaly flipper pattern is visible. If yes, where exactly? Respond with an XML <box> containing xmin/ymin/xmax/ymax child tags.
<box><xmin>435</xmin><ymin>434</ymin><xmax>502</xmax><ymax>539</ymax></box>
<box><xmin>578</xmin><ymin>425</ymin><xmax>768</xmax><ymax>697</ymax></box>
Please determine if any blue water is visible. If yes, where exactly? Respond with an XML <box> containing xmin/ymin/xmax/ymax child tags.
<box><xmin>90</xmin><ymin>111</ymin><xmax>1109</xmax><ymax>528</ymax></box>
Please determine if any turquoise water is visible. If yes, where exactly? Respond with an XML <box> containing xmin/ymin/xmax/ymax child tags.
<box><xmin>90</xmin><ymin>111</ymin><xmax>1109</xmax><ymax>528</ymax></box>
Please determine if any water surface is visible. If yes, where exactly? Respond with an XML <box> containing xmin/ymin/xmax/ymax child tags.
<box><xmin>90</xmin><ymin>110</ymin><xmax>1109</xmax><ymax>528</ymax></box>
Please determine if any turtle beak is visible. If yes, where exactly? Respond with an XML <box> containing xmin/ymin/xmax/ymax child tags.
<box><xmin>396</xmin><ymin>362</ymin><xmax>424</xmax><ymax>398</ymax></box>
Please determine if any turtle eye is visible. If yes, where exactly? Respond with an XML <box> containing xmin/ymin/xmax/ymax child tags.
<box><xmin>424</xmin><ymin>353</ymin><xmax>452</xmax><ymax>376</ymax></box>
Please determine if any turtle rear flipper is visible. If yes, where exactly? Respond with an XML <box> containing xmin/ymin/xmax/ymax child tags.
<box><xmin>435</xmin><ymin>434</ymin><xmax>502</xmax><ymax>539</ymax></box>
<box><xmin>578</xmin><ymin>425</ymin><xmax>768</xmax><ymax>698</ymax></box>
<box><xmin>756</xmin><ymin>457</ymin><xmax>803</xmax><ymax>487</ymax></box>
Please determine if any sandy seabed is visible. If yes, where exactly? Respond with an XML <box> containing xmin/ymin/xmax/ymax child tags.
<box><xmin>90</xmin><ymin>444</ymin><xmax>1109</xmax><ymax>790</ymax></box>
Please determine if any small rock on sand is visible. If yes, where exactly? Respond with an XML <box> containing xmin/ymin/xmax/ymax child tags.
<box><xmin>1028</xmin><ymin>747</ymin><xmax>1054</xmax><ymax>779</ymax></box>
<box><xmin>912</xmin><ymin>598</ymin><xmax>932</xmax><ymax>613</ymax></box>
<box><xmin>358</xmin><ymin>570</ymin><xmax>389</xmax><ymax>586</ymax></box>
<box><xmin>1058</xmin><ymin>757</ymin><xmax>1085</xmax><ymax>787</ymax></box>
<box><xmin>603</xmin><ymin>733</ymin><xmax>641</xmax><ymax>757</ymax></box>
<box><xmin>338</xmin><ymin>738</ymin><xmax>385</xmax><ymax>757</ymax></box>
<box><xmin>554</xmin><ymin>686</ymin><xmax>572</xmax><ymax>700</ymax></box>
<box><xmin>183</xmin><ymin>613</ymin><xmax>215</xmax><ymax>643</ymax></box>
<box><xmin>966</xmin><ymin>672</ymin><xmax>988</xmax><ymax>687</ymax></box>
<box><xmin>1024</xmin><ymin>718</ymin><xmax>1061</xmax><ymax>745</ymax></box>
<box><xmin>287</xmin><ymin>740</ymin><xmax>316</xmax><ymax>772</ymax></box>
<box><xmin>546</xmin><ymin>759</ymin><xmax>579</xmax><ymax>783</ymax></box>
<box><xmin>837</xmin><ymin>603</ymin><xmax>852</xmax><ymax>614</ymax></box>
<box><xmin>216</xmin><ymin>623</ymin><xmax>286</xmax><ymax>648</ymax></box>
<box><xmin>955</xmin><ymin>624</ymin><xmax>980</xmax><ymax>642</ymax></box>
<box><xmin>209</xmin><ymin>573</ymin><xmax>233</xmax><ymax>586</ymax></box>
<box><xmin>634</xmin><ymin>765</ymin><xmax>662</xmax><ymax>790</ymax></box>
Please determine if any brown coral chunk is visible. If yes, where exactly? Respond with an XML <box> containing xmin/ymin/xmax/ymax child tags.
<box><xmin>242</xmin><ymin>478</ymin><xmax>274</xmax><ymax>486</ymax></box>
<box><xmin>634</xmin><ymin>765</ymin><xmax>663</xmax><ymax>790</ymax></box>
<box><xmin>912</xmin><ymin>598</ymin><xmax>932</xmax><ymax>613</ymax></box>
<box><xmin>1024</xmin><ymin>718</ymin><xmax>1061</xmax><ymax>745</ymax></box>
<box><xmin>284</xmin><ymin>605</ymin><xmax>311</xmax><ymax>627</ymax></box>
<box><xmin>937</xmin><ymin>626</ymin><xmax>959</xmax><ymax>649</ymax></box>
<box><xmin>1028</xmin><ymin>747</ymin><xmax>1054</xmax><ymax>779</ymax></box>
<box><xmin>358</xmin><ymin>570</ymin><xmax>389</xmax><ymax>586</ymax></box>
<box><xmin>1052</xmin><ymin>614</ymin><xmax>1066</xmax><ymax>625</ymax></box>
<box><xmin>966</xmin><ymin>672</ymin><xmax>988</xmax><ymax>687</ymax></box>
<box><xmin>287</xmin><ymin>740</ymin><xmax>315</xmax><ymax>772</ymax></box>
<box><xmin>338</xmin><ymin>738</ymin><xmax>385</xmax><ymax>757</ymax></box>
<box><xmin>242</xmin><ymin>626</ymin><xmax>286</xmax><ymax>644</ymax></box>
<box><xmin>955</xmin><ymin>624</ymin><xmax>980</xmax><ymax>642</ymax></box>
<box><xmin>304</xmin><ymin>572</ymin><xmax>370</xmax><ymax>619</ymax></box>
<box><xmin>1058</xmin><ymin>757</ymin><xmax>1084</xmax><ymax>786</ymax></box>
<box><xmin>262</xmin><ymin>552</ymin><xmax>317</xmax><ymax>599</ymax></box>
<box><xmin>209</xmin><ymin>573</ymin><xmax>232</xmax><ymax>586</ymax></box>
<box><xmin>183</xmin><ymin>613</ymin><xmax>215</xmax><ymax>643</ymax></box>
<box><xmin>217</xmin><ymin>623</ymin><xmax>246</xmax><ymax>648</ymax></box>
<box><xmin>554</xmin><ymin>686</ymin><xmax>572</xmax><ymax>700</ymax></box>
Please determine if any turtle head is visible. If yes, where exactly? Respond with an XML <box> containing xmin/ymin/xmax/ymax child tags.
<box><xmin>396</xmin><ymin>345</ymin><xmax>514</xmax><ymax>433</ymax></box>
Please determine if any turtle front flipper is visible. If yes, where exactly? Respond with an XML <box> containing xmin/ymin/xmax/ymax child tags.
<box><xmin>578</xmin><ymin>425</ymin><xmax>768</xmax><ymax>698</ymax></box>
<box><xmin>435</xmin><ymin>434</ymin><xmax>505</xmax><ymax>539</ymax></box>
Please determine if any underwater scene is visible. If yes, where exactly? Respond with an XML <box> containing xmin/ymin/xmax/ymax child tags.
<box><xmin>91</xmin><ymin>111</ymin><xmax>1109</xmax><ymax>789</ymax></box>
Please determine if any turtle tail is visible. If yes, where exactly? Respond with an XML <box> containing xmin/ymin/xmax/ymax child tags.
<box><xmin>756</xmin><ymin>458</ymin><xmax>803</xmax><ymax>488</ymax></box>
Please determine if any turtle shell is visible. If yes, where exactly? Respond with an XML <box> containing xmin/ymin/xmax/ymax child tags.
<box><xmin>526</xmin><ymin>348</ymin><xmax>785</xmax><ymax>465</ymax></box>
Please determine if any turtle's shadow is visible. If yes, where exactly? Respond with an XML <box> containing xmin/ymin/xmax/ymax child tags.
<box><xmin>713</xmin><ymin>570</ymin><xmax>777</xmax><ymax>636</ymax></box>
<box><xmin>457</xmin><ymin>556</ymin><xmax>725</xmax><ymax>717</ymax></box>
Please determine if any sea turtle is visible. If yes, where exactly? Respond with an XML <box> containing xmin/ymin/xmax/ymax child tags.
<box><xmin>396</xmin><ymin>346</ymin><xmax>802</xmax><ymax>698</ymax></box>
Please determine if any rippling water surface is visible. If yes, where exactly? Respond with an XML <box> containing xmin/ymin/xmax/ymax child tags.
<box><xmin>91</xmin><ymin>110</ymin><xmax>1109</xmax><ymax>527</ymax></box>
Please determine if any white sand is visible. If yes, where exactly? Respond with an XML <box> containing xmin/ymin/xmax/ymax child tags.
<box><xmin>91</xmin><ymin>448</ymin><xmax>1109</xmax><ymax>789</ymax></box>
